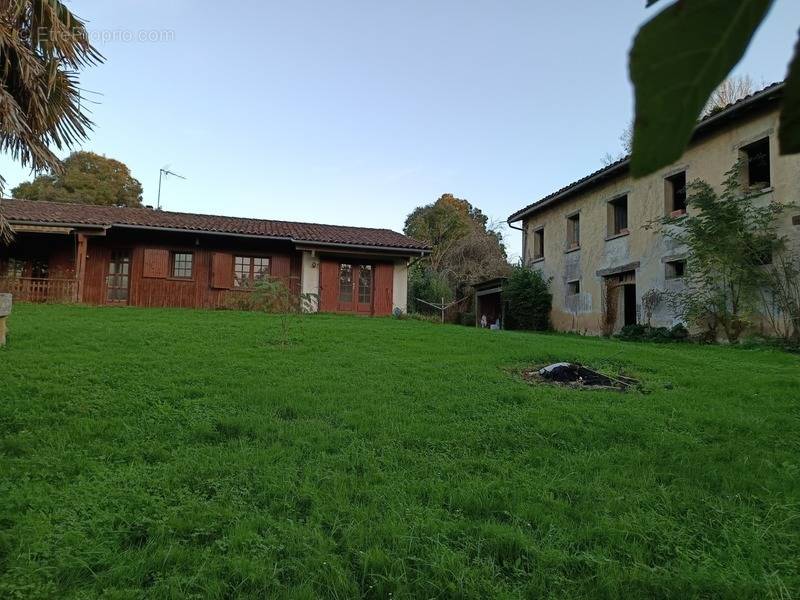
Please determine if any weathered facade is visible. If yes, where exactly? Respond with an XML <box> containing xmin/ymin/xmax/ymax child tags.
<box><xmin>0</xmin><ymin>200</ymin><xmax>428</xmax><ymax>315</ymax></box>
<box><xmin>508</xmin><ymin>83</ymin><xmax>800</xmax><ymax>335</ymax></box>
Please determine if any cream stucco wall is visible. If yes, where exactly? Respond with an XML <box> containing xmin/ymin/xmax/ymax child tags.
<box><xmin>300</xmin><ymin>251</ymin><xmax>320</xmax><ymax>312</ymax></box>
<box><xmin>521</xmin><ymin>108</ymin><xmax>800</xmax><ymax>334</ymax></box>
<box><xmin>392</xmin><ymin>260</ymin><xmax>408</xmax><ymax>314</ymax></box>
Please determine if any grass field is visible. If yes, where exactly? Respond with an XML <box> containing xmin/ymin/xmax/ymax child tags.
<box><xmin>1</xmin><ymin>304</ymin><xmax>799</xmax><ymax>599</ymax></box>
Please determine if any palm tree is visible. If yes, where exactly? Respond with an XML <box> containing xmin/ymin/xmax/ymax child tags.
<box><xmin>0</xmin><ymin>0</ymin><xmax>102</xmax><ymax>244</ymax></box>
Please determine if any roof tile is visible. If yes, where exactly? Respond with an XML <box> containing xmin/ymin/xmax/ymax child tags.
<box><xmin>2</xmin><ymin>199</ymin><xmax>429</xmax><ymax>251</ymax></box>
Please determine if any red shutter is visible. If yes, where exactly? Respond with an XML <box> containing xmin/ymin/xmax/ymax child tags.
<box><xmin>210</xmin><ymin>252</ymin><xmax>233</xmax><ymax>289</ymax></box>
<box><xmin>373</xmin><ymin>263</ymin><xmax>394</xmax><ymax>316</ymax></box>
<box><xmin>271</xmin><ymin>255</ymin><xmax>291</xmax><ymax>288</ymax></box>
<box><xmin>319</xmin><ymin>260</ymin><xmax>339</xmax><ymax>312</ymax></box>
<box><xmin>142</xmin><ymin>248</ymin><xmax>169</xmax><ymax>278</ymax></box>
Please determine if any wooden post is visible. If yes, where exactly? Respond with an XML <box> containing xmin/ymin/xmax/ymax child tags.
<box><xmin>75</xmin><ymin>233</ymin><xmax>88</xmax><ymax>303</ymax></box>
<box><xmin>0</xmin><ymin>293</ymin><xmax>11</xmax><ymax>347</ymax></box>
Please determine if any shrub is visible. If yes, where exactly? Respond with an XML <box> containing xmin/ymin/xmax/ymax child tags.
<box><xmin>503</xmin><ymin>265</ymin><xmax>552</xmax><ymax>331</ymax></box>
<box><xmin>617</xmin><ymin>323</ymin><xmax>689</xmax><ymax>343</ymax></box>
<box><xmin>459</xmin><ymin>312</ymin><xmax>475</xmax><ymax>327</ymax></box>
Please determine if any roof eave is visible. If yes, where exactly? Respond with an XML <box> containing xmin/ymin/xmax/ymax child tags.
<box><xmin>508</xmin><ymin>82</ymin><xmax>785</xmax><ymax>224</ymax></box>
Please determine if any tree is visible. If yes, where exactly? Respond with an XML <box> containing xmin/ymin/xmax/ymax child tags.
<box><xmin>704</xmin><ymin>75</ymin><xmax>757</xmax><ymax>116</ymax></box>
<box><xmin>605</xmin><ymin>75</ymin><xmax>755</xmax><ymax>166</ymax></box>
<box><xmin>13</xmin><ymin>152</ymin><xmax>143</xmax><ymax>207</ymax></box>
<box><xmin>629</xmin><ymin>0</ymin><xmax>800</xmax><ymax>177</ymax></box>
<box><xmin>404</xmin><ymin>194</ymin><xmax>509</xmax><ymax>311</ymax></box>
<box><xmin>655</xmin><ymin>161</ymin><xmax>789</xmax><ymax>343</ymax></box>
<box><xmin>0</xmin><ymin>1</ymin><xmax>102</xmax><ymax>242</ymax></box>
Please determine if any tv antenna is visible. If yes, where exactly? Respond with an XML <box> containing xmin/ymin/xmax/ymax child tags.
<box><xmin>157</xmin><ymin>167</ymin><xmax>187</xmax><ymax>210</ymax></box>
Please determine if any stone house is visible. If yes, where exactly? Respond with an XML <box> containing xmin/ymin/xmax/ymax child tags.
<box><xmin>507</xmin><ymin>82</ymin><xmax>800</xmax><ymax>334</ymax></box>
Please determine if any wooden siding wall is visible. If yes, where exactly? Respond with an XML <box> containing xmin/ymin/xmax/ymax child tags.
<box><xmin>4</xmin><ymin>230</ymin><xmax>405</xmax><ymax>316</ymax></box>
<box><xmin>318</xmin><ymin>258</ymin><xmax>395</xmax><ymax>315</ymax></box>
<box><xmin>82</xmin><ymin>232</ymin><xmax>302</xmax><ymax>309</ymax></box>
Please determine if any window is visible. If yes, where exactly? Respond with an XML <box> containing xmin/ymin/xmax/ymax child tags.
<box><xmin>338</xmin><ymin>263</ymin><xmax>353</xmax><ymax>303</ymax></box>
<box><xmin>609</xmin><ymin>195</ymin><xmax>628</xmax><ymax>236</ymax></box>
<box><xmin>567</xmin><ymin>280</ymin><xmax>580</xmax><ymax>295</ymax></box>
<box><xmin>171</xmin><ymin>252</ymin><xmax>193</xmax><ymax>279</ymax></box>
<box><xmin>741</xmin><ymin>137</ymin><xmax>771</xmax><ymax>188</ymax></box>
<box><xmin>3</xmin><ymin>258</ymin><xmax>25</xmax><ymax>278</ymax></box>
<box><xmin>234</xmin><ymin>256</ymin><xmax>270</xmax><ymax>287</ymax></box>
<box><xmin>567</xmin><ymin>214</ymin><xmax>580</xmax><ymax>248</ymax></box>
<box><xmin>31</xmin><ymin>259</ymin><xmax>48</xmax><ymax>279</ymax></box>
<box><xmin>358</xmin><ymin>265</ymin><xmax>372</xmax><ymax>304</ymax></box>
<box><xmin>665</xmin><ymin>171</ymin><xmax>687</xmax><ymax>215</ymax></box>
<box><xmin>532</xmin><ymin>227</ymin><xmax>545</xmax><ymax>260</ymax></box>
<box><xmin>665</xmin><ymin>259</ymin><xmax>686</xmax><ymax>280</ymax></box>
<box><xmin>751</xmin><ymin>239</ymin><xmax>773</xmax><ymax>266</ymax></box>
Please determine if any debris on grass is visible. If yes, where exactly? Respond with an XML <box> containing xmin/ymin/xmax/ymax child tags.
<box><xmin>521</xmin><ymin>362</ymin><xmax>639</xmax><ymax>391</ymax></box>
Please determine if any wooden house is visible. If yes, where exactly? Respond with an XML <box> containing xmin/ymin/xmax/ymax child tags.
<box><xmin>0</xmin><ymin>199</ymin><xmax>429</xmax><ymax>315</ymax></box>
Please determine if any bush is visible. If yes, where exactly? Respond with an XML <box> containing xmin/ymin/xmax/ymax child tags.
<box><xmin>408</xmin><ymin>264</ymin><xmax>452</xmax><ymax>314</ymax></box>
<box><xmin>617</xmin><ymin>323</ymin><xmax>689</xmax><ymax>343</ymax></box>
<box><xmin>503</xmin><ymin>265</ymin><xmax>552</xmax><ymax>331</ymax></box>
<box><xmin>459</xmin><ymin>312</ymin><xmax>475</xmax><ymax>327</ymax></box>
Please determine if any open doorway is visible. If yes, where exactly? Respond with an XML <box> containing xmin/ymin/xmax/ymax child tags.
<box><xmin>622</xmin><ymin>282</ymin><xmax>637</xmax><ymax>327</ymax></box>
<box><xmin>602</xmin><ymin>270</ymin><xmax>637</xmax><ymax>334</ymax></box>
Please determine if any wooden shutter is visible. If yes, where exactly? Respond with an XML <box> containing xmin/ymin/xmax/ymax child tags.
<box><xmin>318</xmin><ymin>260</ymin><xmax>339</xmax><ymax>312</ymax></box>
<box><xmin>142</xmin><ymin>248</ymin><xmax>169</xmax><ymax>278</ymax></box>
<box><xmin>271</xmin><ymin>255</ymin><xmax>291</xmax><ymax>287</ymax></box>
<box><xmin>373</xmin><ymin>263</ymin><xmax>394</xmax><ymax>316</ymax></box>
<box><xmin>210</xmin><ymin>252</ymin><xmax>233</xmax><ymax>289</ymax></box>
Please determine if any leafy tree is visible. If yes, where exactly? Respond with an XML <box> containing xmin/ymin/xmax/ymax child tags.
<box><xmin>656</xmin><ymin>161</ymin><xmax>789</xmax><ymax>343</ymax></box>
<box><xmin>503</xmin><ymin>265</ymin><xmax>552</xmax><ymax>331</ymax></box>
<box><xmin>0</xmin><ymin>0</ymin><xmax>102</xmax><ymax>243</ymax></box>
<box><xmin>404</xmin><ymin>194</ymin><xmax>509</xmax><ymax>309</ymax></box>
<box><xmin>629</xmin><ymin>0</ymin><xmax>800</xmax><ymax>177</ymax></box>
<box><xmin>13</xmin><ymin>152</ymin><xmax>143</xmax><ymax>207</ymax></box>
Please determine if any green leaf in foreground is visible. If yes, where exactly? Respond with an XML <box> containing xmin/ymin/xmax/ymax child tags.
<box><xmin>629</xmin><ymin>0</ymin><xmax>775</xmax><ymax>178</ymax></box>
<box><xmin>779</xmin><ymin>33</ymin><xmax>800</xmax><ymax>154</ymax></box>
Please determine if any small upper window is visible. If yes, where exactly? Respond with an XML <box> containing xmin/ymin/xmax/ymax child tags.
<box><xmin>609</xmin><ymin>195</ymin><xmax>628</xmax><ymax>236</ymax></box>
<box><xmin>741</xmin><ymin>137</ymin><xmax>771</xmax><ymax>189</ymax></box>
<box><xmin>567</xmin><ymin>214</ymin><xmax>580</xmax><ymax>248</ymax></box>
<box><xmin>665</xmin><ymin>259</ymin><xmax>686</xmax><ymax>280</ymax></box>
<box><xmin>567</xmin><ymin>280</ymin><xmax>580</xmax><ymax>295</ymax></box>
<box><xmin>532</xmin><ymin>228</ymin><xmax>545</xmax><ymax>260</ymax></box>
<box><xmin>234</xmin><ymin>256</ymin><xmax>270</xmax><ymax>287</ymax></box>
<box><xmin>171</xmin><ymin>252</ymin><xmax>193</xmax><ymax>279</ymax></box>
<box><xmin>665</xmin><ymin>171</ymin><xmax>687</xmax><ymax>215</ymax></box>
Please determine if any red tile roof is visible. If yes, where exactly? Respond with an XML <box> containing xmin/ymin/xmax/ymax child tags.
<box><xmin>2</xmin><ymin>199</ymin><xmax>429</xmax><ymax>252</ymax></box>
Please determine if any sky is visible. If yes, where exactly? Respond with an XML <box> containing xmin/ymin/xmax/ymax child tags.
<box><xmin>2</xmin><ymin>0</ymin><xmax>799</xmax><ymax>261</ymax></box>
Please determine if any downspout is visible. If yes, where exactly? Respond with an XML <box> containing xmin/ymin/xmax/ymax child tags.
<box><xmin>507</xmin><ymin>221</ymin><xmax>526</xmax><ymax>265</ymax></box>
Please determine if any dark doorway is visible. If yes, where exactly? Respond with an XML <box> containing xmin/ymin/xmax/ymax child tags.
<box><xmin>623</xmin><ymin>284</ymin><xmax>637</xmax><ymax>326</ymax></box>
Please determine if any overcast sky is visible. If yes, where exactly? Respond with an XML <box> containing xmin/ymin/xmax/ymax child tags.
<box><xmin>2</xmin><ymin>0</ymin><xmax>799</xmax><ymax>260</ymax></box>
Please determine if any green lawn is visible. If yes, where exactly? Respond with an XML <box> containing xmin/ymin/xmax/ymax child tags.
<box><xmin>1</xmin><ymin>304</ymin><xmax>799</xmax><ymax>599</ymax></box>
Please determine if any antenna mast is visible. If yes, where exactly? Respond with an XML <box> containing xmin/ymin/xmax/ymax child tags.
<box><xmin>157</xmin><ymin>168</ymin><xmax>187</xmax><ymax>210</ymax></box>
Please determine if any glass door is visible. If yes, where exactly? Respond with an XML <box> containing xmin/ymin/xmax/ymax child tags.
<box><xmin>356</xmin><ymin>265</ymin><xmax>373</xmax><ymax>313</ymax></box>
<box><xmin>106</xmin><ymin>250</ymin><xmax>131</xmax><ymax>303</ymax></box>
<box><xmin>337</xmin><ymin>263</ymin><xmax>354</xmax><ymax>312</ymax></box>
